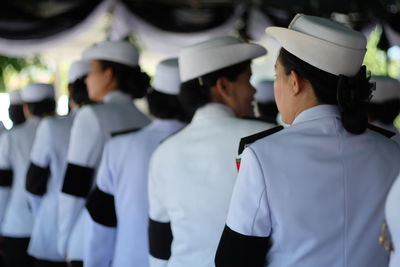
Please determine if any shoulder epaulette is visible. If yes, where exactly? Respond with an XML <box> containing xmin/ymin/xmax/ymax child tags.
<box><xmin>241</xmin><ymin>116</ymin><xmax>270</xmax><ymax>123</ymax></box>
<box><xmin>238</xmin><ymin>126</ymin><xmax>284</xmax><ymax>155</ymax></box>
<box><xmin>367</xmin><ymin>124</ymin><xmax>396</xmax><ymax>138</ymax></box>
<box><xmin>111</xmin><ymin>128</ymin><xmax>140</xmax><ymax>138</ymax></box>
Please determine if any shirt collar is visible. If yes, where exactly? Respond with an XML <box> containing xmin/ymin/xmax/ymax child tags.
<box><xmin>103</xmin><ymin>90</ymin><xmax>132</xmax><ymax>104</ymax></box>
<box><xmin>292</xmin><ymin>104</ymin><xmax>341</xmax><ymax>125</ymax></box>
<box><xmin>192</xmin><ymin>103</ymin><xmax>235</xmax><ymax>122</ymax></box>
<box><xmin>150</xmin><ymin>118</ymin><xmax>186</xmax><ymax>130</ymax></box>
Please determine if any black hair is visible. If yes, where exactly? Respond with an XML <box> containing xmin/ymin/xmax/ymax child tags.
<box><xmin>368</xmin><ymin>99</ymin><xmax>400</xmax><ymax>125</ymax></box>
<box><xmin>147</xmin><ymin>89</ymin><xmax>190</xmax><ymax>122</ymax></box>
<box><xmin>27</xmin><ymin>98</ymin><xmax>56</xmax><ymax>117</ymax></box>
<box><xmin>278</xmin><ymin>48</ymin><xmax>373</xmax><ymax>134</ymax></box>
<box><xmin>99</xmin><ymin>60</ymin><xmax>150</xmax><ymax>99</ymax></box>
<box><xmin>257</xmin><ymin>102</ymin><xmax>279</xmax><ymax>124</ymax></box>
<box><xmin>8</xmin><ymin>104</ymin><xmax>25</xmax><ymax>126</ymax></box>
<box><xmin>68</xmin><ymin>76</ymin><xmax>91</xmax><ymax>106</ymax></box>
<box><xmin>179</xmin><ymin>61</ymin><xmax>250</xmax><ymax>117</ymax></box>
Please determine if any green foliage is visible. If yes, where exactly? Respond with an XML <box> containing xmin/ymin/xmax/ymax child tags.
<box><xmin>363</xmin><ymin>27</ymin><xmax>400</xmax><ymax>78</ymax></box>
<box><xmin>0</xmin><ymin>55</ymin><xmax>44</xmax><ymax>92</ymax></box>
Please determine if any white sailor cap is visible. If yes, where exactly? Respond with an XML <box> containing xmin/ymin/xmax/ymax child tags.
<box><xmin>179</xmin><ymin>36</ymin><xmax>267</xmax><ymax>82</ymax></box>
<box><xmin>21</xmin><ymin>83</ymin><xmax>55</xmax><ymax>103</ymax></box>
<box><xmin>153</xmin><ymin>58</ymin><xmax>180</xmax><ymax>95</ymax></box>
<box><xmin>68</xmin><ymin>60</ymin><xmax>90</xmax><ymax>83</ymax></box>
<box><xmin>254</xmin><ymin>80</ymin><xmax>275</xmax><ymax>103</ymax></box>
<box><xmin>370</xmin><ymin>76</ymin><xmax>400</xmax><ymax>103</ymax></box>
<box><xmin>267</xmin><ymin>14</ymin><xmax>367</xmax><ymax>77</ymax></box>
<box><xmin>9</xmin><ymin>90</ymin><xmax>23</xmax><ymax>105</ymax></box>
<box><xmin>82</xmin><ymin>40</ymin><xmax>139</xmax><ymax>68</ymax></box>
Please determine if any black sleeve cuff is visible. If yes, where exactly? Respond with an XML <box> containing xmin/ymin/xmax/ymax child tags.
<box><xmin>61</xmin><ymin>163</ymin><xmax>94</xmax><ymax>198</ymax></box>
<box><xmin>148</xmin><ymin>218</ymin><xmax>173</xmax><ymax>260</ymax></box>
<box><xmin>0</xmin><ymin>169</ymin><xmax>13</xmax><ymax>187</ymax></box>
<box><xmin>215</xmin><ymin>225</ymin><xmax>271</xmax><ymax>267</ymax></box>
<box><xmin>26</xmin><ymin>163</ymin><xmax>50</xmax><ymax>196</ymax></box>
<box><xmin>86</xmin><ymin>186</ymin><xmax>117</xmax><ymax>227</ymax></box>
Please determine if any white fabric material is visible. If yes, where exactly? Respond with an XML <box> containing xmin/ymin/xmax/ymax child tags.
<box><xmin>68</xmin><ymin>60</ymin><xmax>90</xmax><ymax>83</ymax></box>
<box><xmin>85</xmin><ymin>119</ymin><xmax>186</xmax><ymax>267</ymax></box>
<box><xmin>59</xmin><ymin>90</ymin><xmax>150</xmax><ymax>261</ymax></box>
<box><xmin>153</xmin><ymin>58</ymin><xmax>180</xmax><ymax>95</ymax></box>
<box><xmin>267</xmin><ymin>14</ymin><xmax>366</xmax><ymax>77</ymax></box>
<box><xmin>179</xmin><ymin>36</ymin><xmax>266</xmax><ymax>82</ymax></box>
<box><xmin>247</xmin><ymin>8</ymin><xmax>274</xmax><ymax>41</ymax></box>
<box><xmin>0</xmin><ymin>117</ymin><xmax>41</xmax><ymax>237</ymax></box>
<box><xmin>9</xmin><ymin>90</ymin><xmax>23</xmax><ymax>105</ymax></box>
<box><xmin>227</xmin><ymin>104</ymin><xmax>400</xmax><ymax>267</ymax></box>
<box><xmin>27</xmin><ymin>113</ymin><xmax>75</xmax><ymax>261</ymax></box>
<box><xmin>0</xmin><ymin>0</ymin><xmax>113</xmax><ymax>57</ymax></box>
<box><xmin>386</xmin><ymin>175</ymin><xmax>400</xmax><ymax>267</ymax></box>
<box><xmin>371</xmin><ymin>76</ymin><xmax>400</xmax><ymax>103</ymax></box>
<box><xmin>254</xmin><ymin>80</ymin><xmax>274</xmax><ymax>103</ymax></box>
<box><xmin>82</xmin><ymin>40</ymin><xmax>139</xmax><ymax>68</ymax></box>
<box><xmin>110</xmin><ymin>2</ymin><xmax>245</xmax><ymax>57</ymax></box>
<box><xmin>148</xmin><ymin>103</ymin><xmax>274</xmax><ymax>267</ymax></box>
<box><xmin>21</xmin><ymin>83</ymin><xmax>55</xmax><ymax>103</ymax></box>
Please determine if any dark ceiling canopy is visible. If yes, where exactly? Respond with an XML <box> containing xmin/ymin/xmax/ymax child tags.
<box><xmin>0</xmin><ymin>0</ymin><xmax>400</xmax><ymax>40</ymax></box>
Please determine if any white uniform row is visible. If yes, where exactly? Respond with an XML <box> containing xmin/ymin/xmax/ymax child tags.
<box><xmin>1</xmin><ymin>12</ymin><xmax>400</xmax><ymax>267</ymax></box>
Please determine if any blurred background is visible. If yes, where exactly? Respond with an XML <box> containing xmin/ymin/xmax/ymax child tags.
<box><xmin>1</xmin><ymin>0</ymin><xmax>400</xmax><ymax>128</ymax></box>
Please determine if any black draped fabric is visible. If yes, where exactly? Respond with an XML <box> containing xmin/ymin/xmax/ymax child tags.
<box><xmin>0</xmin><ymin>0</ymin><xmax>104</xmax><ymax>40</ymax></box>
<box><xmin>121</xmin><ymin>0</ymin><xmax>237</xmax><ymax>33</ymax></box>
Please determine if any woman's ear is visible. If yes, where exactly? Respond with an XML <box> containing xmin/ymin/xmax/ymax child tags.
<box><xmin>289</xmin><ymin>70</ymin><xmax>303</xmax><ymax>96</ymax></box>
<box><xmin>104</xmin><ymin>68</ymin><xmax>114</xmax><ymax>83</ymax></box>
<box><xmin>215</xmin><ymin>77</ymin><xmax>231</xmax><ymax>101</ymax></box>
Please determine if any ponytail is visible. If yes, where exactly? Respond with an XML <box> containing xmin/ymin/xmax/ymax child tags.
<box><xmin>99</xmin><ymin>60</ymin><xmax>150</xmax><ymax>99</ymax></box>
<box><xmin>336</xmin><ymin>66</ymin><xmax>373</xmax><ymax>134</ymax></box>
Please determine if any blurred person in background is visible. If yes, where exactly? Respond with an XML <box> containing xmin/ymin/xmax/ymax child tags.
<box><xmin>85</xmin><ymin>58</ymin><xmax>187</xmax><ymax>267</ymax></box>
<box><xmin>0</xmin><ymin>83</ymin><xmax>55</xmax><ymax>267</ymax></box>
<box><xmin>58</xmin><ymin>40</ymin><xmax>150</xmax><ymax>267</ymax></box>
<box><xmin>25</xmin><ymin>61</ymin><xmax>90</xmax><ymax>267</ymax></box>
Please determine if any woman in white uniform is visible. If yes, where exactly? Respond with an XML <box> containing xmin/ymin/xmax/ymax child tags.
<box><xmin>148</xmin><ymin>36</ymin><xmax>275</xmax><ymax>267</ymax></box>
<box><xmin>58</xmin><ymin>41</ymin><xmax>150</xmax><ymax>267</ymax></box>
<box><xmin>0</xmin><ymin>83</ymin><xmax>56</xmax><ymax>267</ymax></box>
<box><xmin>215</xmin><ymin>14</ymin><xmax>400</xmax><ymax>267</ymax></box>
<box><xmin>85</xmin><ymin>58</ymin><xmax>187</xmax><ymax>267</ymax></box>
<box><xmin>25</xmin><ymin>61</ymin><xmax>90</xmax><ymax>267</ymax></box>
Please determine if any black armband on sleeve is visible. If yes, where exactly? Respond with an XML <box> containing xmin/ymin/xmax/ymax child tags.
<box><xmin>0</xmin><ymin>169</ymin><xmax>12</xmax><ymax>187</ymax></box>
<box><xmin>86</xmin><ymin>186</ymin><xmax>117</xmax><ymax>227</ymax></box>
<box><xmin>61</xmin><ymin>163</ymin><xmax>94</xmax><ymax>198</ymax></box>
<box><xmin>26</xmin><ymin>163</ymin><xmax>50</xmax><ymax>196</ymax></box>
<box><xmin>148</xmin><ymin>218</ymin><xmax>173</xmax><ymax>260</ymax></box>
<box><xmin>215</xmin><ymin>225</ymin><xmax>271</xmax><ymax>267</ymax></box>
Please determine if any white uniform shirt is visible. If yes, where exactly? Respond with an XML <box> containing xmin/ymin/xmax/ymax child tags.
<box><xmin>26</xmin><ymin>112</ymin><xmax>76</xmax><ymax>261</ymax></box>
<box><xmin>148</xmin><ymin>103</ymin><xmax>274</xmax><ymax>267</ymax></box>
<box><xmin>0</xmin><ymin>116</ymin><xmax>41</xmax><ymax>237</ymax></box>
<box><xmin>386</xmin><ymin>175</ymin><xmax>400</xmax><ymax>267</ymax></box>
<box><xmin>85</xmin><ymin>119</ymin><xmax>186</xmax><ymax>267</ymax></box>
<box><xmin>225</xmin><ymin>104</ymin><xmax>400</xmax><ymax>267</ymax></box>
<box><xmin>59</xmin><ymin>91</ymin><xmax>150</xmax><ymax>261</ymax></box>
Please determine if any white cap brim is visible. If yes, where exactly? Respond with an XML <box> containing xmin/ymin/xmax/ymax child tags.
<box><xmin>266</xmin><ymin>26</ymin><xmax>366</xmax><ymax>77</ymax></box>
